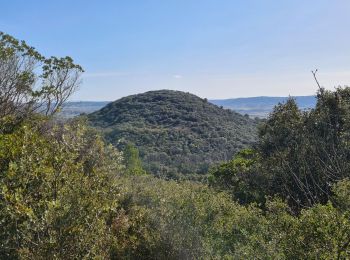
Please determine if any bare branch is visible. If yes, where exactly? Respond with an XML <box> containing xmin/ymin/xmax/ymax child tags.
<box><xmin>312</xmin><ymin>69</ymin><xmax>322</xmax><ymax>91</ymax></box>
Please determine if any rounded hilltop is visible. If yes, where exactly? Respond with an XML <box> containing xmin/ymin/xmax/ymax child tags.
<box><xmin>88</xmin><ymin>89</ymin><xmax>259</xmax><ymax>179</ymax></box>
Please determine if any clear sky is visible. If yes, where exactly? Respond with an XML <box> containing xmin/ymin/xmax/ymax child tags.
<box><xmin>1</xmin><ymin>0</ymin><xmax>350</xmax><ymax>100</ymax></box>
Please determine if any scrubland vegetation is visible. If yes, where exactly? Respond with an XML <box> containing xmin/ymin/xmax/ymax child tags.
<box><xmin>2</xmin><ymin>33</ymin><xmax>350</xmax><ymax>259</ymax></box>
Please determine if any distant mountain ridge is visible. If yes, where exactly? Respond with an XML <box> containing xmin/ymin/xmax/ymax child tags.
<box><xmin>210</xmin><ymin>95</ymin><xmax>316</xmax><ymax>118</ymax></box>
<box><xmin>61</xmin><ymin>95</ymin><xmax>316</xmax><ymax>118</ymax></box>
<box><xmin>60</xmin><ymin>101</ymin><xmax>110</xmax><ymax>118</ymax></box>
<box><xmin>87</xmin><ymin>90</ymin><xmax>259</xmax><ymax>178</ymax></box>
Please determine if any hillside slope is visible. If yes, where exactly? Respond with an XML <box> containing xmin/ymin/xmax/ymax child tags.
<box><xmin>88</xmin><ymin>90</ymin><xmax>259</xmax><ymax>178</ymax></box>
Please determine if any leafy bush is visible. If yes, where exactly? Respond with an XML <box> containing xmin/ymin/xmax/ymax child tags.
<box><xmin>0</xmin><ymin>119</ymin><xmax>124</xmax><ymax>259</ymax></box>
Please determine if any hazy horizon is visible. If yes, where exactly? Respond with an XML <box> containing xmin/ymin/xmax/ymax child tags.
<box><xmin>2</xmin><ymin>0</ymin><xmax>350</xmax><ymax>101</ymax></box>
<box><xmin>68</xmin><ymin>91</ymin><xmax>316</xmax><ymax>102</ymax></box>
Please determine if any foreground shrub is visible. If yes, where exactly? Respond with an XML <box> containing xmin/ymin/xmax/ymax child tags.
<box><xmin>0</xmin><ymin>119</ymin><xmax>123</xmax><ymax>259</ymax></box>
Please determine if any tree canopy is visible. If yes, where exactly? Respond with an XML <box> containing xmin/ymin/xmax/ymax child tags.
<box><xmin>0</xmin><ymin>31</ymin><xmax>83</xmax><ymax>132</ymax></box>
<box><xmin>210</xmin><ymin>86</ymin><xmax>350</xmax><ymax>212</ymax></box>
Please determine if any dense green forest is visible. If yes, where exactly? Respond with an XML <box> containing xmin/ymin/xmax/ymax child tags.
<box><xmin>2</xmin><ymin>33</ymin><xmax>350</xmax><ymax>259</ymax></box>
<box><xmin>88</xmin><ymin>90</ymin><xmax>259</xmax><ymax>179</ymax></box>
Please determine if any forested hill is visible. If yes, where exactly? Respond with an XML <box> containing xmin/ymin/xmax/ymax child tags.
<box><xmin>88</xmin><ymin>90</ymin><xmax>260</xmax><ymax>178</ymax></box>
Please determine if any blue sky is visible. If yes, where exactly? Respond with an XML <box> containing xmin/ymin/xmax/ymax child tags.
<box><xmin>1</xmin><ymin>0</ymin><xmax>350</xmax><ymax>100</ymax></box>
